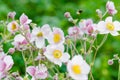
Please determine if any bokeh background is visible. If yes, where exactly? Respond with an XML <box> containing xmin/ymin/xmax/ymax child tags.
<box><xmin>0</xmin><ymin>0</ymin><xmax>120</xmax><ymax>80</ymax></box>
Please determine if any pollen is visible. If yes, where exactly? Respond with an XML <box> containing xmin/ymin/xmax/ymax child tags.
<box><xmin>53</xmin><ymin>33</ymin><xmax>61</xmax><ymax>43</ymax></box>
<box><xmin>37</xmin><ymin>32</ymin><xmax>43</xmax><ymax>37</ymax></box>
<box><xmin>53</xmin><ymin>50</ymin><xmax>62</xmax><ymax>58</ymax></box>
<box><xmin>106</xmin><ymin>22</ymin><xmax>114</xmax><ymax>31</ymax></box>
<box><xmin>72</xmin><ymin>64</ymin><xmax>81</xmax><ymax>74</ymax></box>
<box><xmin>11</xmin><ymin>23</ymin><xmax>17</xmax><ymax>30</ymax></box>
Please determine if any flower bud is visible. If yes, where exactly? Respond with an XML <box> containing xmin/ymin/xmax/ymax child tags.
<box><xmin>113</xmin><ymin>54</ymin><xmax>119</xmax><ymax>59</ymax></box>
<box><xmin>108</xmin><ymin>59</ymin><xmax>114</xmax><ymax>65</ymax></box>
<box><xmin>7</xmin><ymin>11</ymin><xmax>16</xmax><ymax>20</ymax></box>
<box><xmin>64</xmin><ymin>12</ymin><xmax>71</xmax><ymax>18</ymax></box>
<box><xmin>96</xmin><ymin>9</ymin><xmax>102</xmax><ymax>18</ymax></box>
<box><xmin>118</xmin><ymin>59</ymin><xmax>120</xmax><ymax>64</ymax></box>
<box><xmin>8</xmin><ymin>48</ymin><xmax>15</xmax><ymax>54</ymax></box>
<box><xmin>53</xmin><ymin>74</ymin><xmax>58</xmax><ymax>80</ymax></box>
<box><xmin>68</xmin><ymin>17</ymin><xmax>73</xmax><ymax>22</ymax></box>
<box><xmin>106</xmin><ymin>1</ymin><xmax>117</xmax><ymax>15</ymax></box>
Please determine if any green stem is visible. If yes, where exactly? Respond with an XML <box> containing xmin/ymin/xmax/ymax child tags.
<box><xmin>118</xmin><ymin>63</ymin><xmax>120</xmax><ymax>80</ymax></box>
<box><xmin>87</xmin><ymin>37</ymin><xmax>96</xmax><ymax>54</ymax></box>
<box><xmin>102</xmin><ymin>10</ymin><xmax>108</xmax><ymax>19</ymax></box>
<box><xmin>92</xmin><ymin>34</ymin><xmax>108</xmax><ymax>66</ymax></box>
<box><xmin>22</xmin><ymin>51</ymin><xmax>27</xmax><ymax>75</ymax></box>
<box><xmin>89</xmin><ymin>69</ymin><xmax>94</xmax><ymax>80</ymax></box>
<box><xmin>70</xmin><ymin>41</ymin><xmax>79</xmax><ymax>55</ymax></box>
<box><xmin>98</xmin><ymin>34</ymin><xmax>108</xmax><ymax>49</ymax></box>
<box><xmin>29</xmin><ymin>48</ymin><xmax>35</xmax><ymax>66</ymax></box>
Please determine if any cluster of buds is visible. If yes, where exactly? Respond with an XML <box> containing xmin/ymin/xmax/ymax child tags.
<box><xmin>108</xmin><ymin>54</ymin><xmax>120</xmax><ymax>65</ymax></box>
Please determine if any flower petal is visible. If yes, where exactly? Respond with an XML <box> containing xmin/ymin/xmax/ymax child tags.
<box><xmin>61</xmin><ymin>52</ymin><xmax>70</xmax><ymax>63</ymax></box>
<box><xmin>105</xmin><ymin>16</ymin><xmax>112</xmax><ymax>22</ymax></box>
<box><xmin>110</xmin><ymin>31</ymin><xmax>119</xmax><ymax>36</ymax></box>
<box><xmin>0</xmin><ymin>60</ymin><xmax>6</xmax><ymax>72</ymax></box>
<box><xmin>35</xmin><ymin>38</ymin><xmax>45</xmax><ymax>49</ymax></box>
<box><xmin>3</xmin><ymin>55</ymin><xmax>14</xmax><ymax>71</ymax></box>
<box><xmin>26</xmin><ymin>66</ymin><xmax>36</xmax><ymax>77</ymax></box>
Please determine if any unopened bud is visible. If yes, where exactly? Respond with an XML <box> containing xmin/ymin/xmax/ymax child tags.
<box><xmin>108</xmin><ymin>59</ymin><xmax>114</xmax><ymax>65</ymax></box>
<box><xmin>96</xmin><ymin>9</ymin><xmax>102</xmax><ymax>18</ymax></box>
<box><xmin>7</xmin><ymin>11</ymin><xmax>16</xmax><ymax>20</ymax></box>
<box><xmin>68</xmin><ymin>17</ymin><xmax>73</xmax><ymax>22</ymax></box>
<box><xmin>8</xmin><ymin>48</ymin><xmax>15</xmax><ymax>54</ymax></box>
<box><xmin>118</xmin><ymin>59</ymin><xmax>120</xmax><ymax>63</ymax></box>
<box><xmin>113</xmin><ymin>54</ymin><xmax>119</xmax><ymax>59</ymax></box>
<box><xmin>64</xmin><ymin>12</ymin><xmax>71</xmax><ymax>18</ymax></box>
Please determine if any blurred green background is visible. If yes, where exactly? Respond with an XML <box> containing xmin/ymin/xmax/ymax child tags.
<box><xmin>0</xmin><ymin>0</ymin><xmax>120</xmax><ymax>80</ymax></box>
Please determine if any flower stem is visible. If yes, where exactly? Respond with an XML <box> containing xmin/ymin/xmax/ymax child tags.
<box><xmin>87</xmin><ymin>37</ymin><xmax>96</xmax><ymax>54</ymax></box>
<box><xmin>92</xmin><ymin>34</ymin><xmax>108</xmax><ymax>66</ymax></box>
<box><xmin>22</xmin><ymin>51</ymin><xmax>27</xmax><ymax>75</ymax></box>
<box><xmin>102</xmin><ymin>10</ymin><xmax>108</xmax><ymax>19</ymax></box>
<box><xmin>118</xmin><ymin>63</ymin><xmax>120</xmax><ymax>80</ymax></box>
<box><xmin>29</xmin><ymin>48</ymin><xmax>35</xmax><ymax>66</ymax></box>
<box><xmin>70</xmin><ymin>41</ymin><xmax>79</xmax><ymax>55</ymax></box>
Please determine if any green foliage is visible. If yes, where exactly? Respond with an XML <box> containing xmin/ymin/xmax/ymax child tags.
<box><xmin>0</xmin><ymin>0</ymin><xmax>120</xmax><ymax>80</ymax></box>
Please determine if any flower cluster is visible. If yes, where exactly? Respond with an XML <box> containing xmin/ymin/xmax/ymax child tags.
<box><xmin>0</xmin><ymin>1</ymin><xmax>119</xmax><ymax>80</ymax></box>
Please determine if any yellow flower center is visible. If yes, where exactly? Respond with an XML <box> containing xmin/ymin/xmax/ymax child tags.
<box><xmin>11</xmin><ymin>23</ymin><xmax>17</xmax><ymax>30</ymax></box>
<box><xmin>106</xmin><ymin>22</ymin><xmax>114</xmax><ymax>31</ymax></box>
<box><xmin>72</xmin><ymin>64</ymin><xmax>81</xmax><ymax>74</ymax></box>
<box><xmin>53</xmin><ymin>50</ymin><xmax>62</xmax><ymax>58</ymax></box>
<box><xmin>37</xmin><ymin>32</ymin><xmax>43</xmax><ymax>37</ymax></box>
<box><xmin>53</xmin><ymin>34</ymin><xmax>61</xmax><ymax>43</ymax></box>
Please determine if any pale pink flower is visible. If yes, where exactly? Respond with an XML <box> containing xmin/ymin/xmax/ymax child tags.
<box><xmin>0</xmin><ymin>55</ymin><xmax>14</xmax><ymax>79</ymax></box>
<box><xmin>7</xmin><ymin>21</ymin><xmax>19</xmax><ymax>33</ymax></box>
<box><xmin>26</xmin><ymin>64</ymin><xmax>48</xmax><ymax>80</ymax></box>
<box><xmin>31</xmin><ymin>24</ymin><xmax>52</xmax><ymax>48</ymax></box>
<box><xmin>106</xmin><ymin>1</ymin><xmax>117</xmax><ymax>15</ymax></box>
<box><xmin>47</xmin><ymin>27</ymin><xmax>65</xmax><ymax>45</ymax></box>
<box><xmin>12</xmin><ymin>34</ymin><xmax>28</xmax><ymax>50</ymax></box>
<box><xmin>68</xmin><ymin>26</ymin><xmax>83</xmax><ymax>38</ymax></box>
<box><xmin>19</xmin><ymin>13</ymin><xmax>31</xmax><ymax>32</ymax></box>
<box><xmin>44</xmin><ymin>44</ymin><xmax>70</xmax><ymax>66</ymax></box>
<box><xmin>7</xmin><ymin>11</ymin><xmax>16</xmax><ymax>19</ymax></box>
<box><xmin>20</xmin><ymin>13</ymin><xmax>32</xmax><ymax>25</ymax></box>
<box><xmin>79</xmin><ymin>19</ymin><xmax>95</xmax><ymax>35</ymax></box>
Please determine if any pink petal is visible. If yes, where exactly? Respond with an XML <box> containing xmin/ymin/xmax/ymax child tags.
<box><xmin>20</xmin><ymin>13</ymin><xmax>28</xmax><ymax>25</ymax></box>
<box><xmin>26</xmin><ymin>66</ymin><xmax>36</xmax><ymax>76</ymax></box>
<box><xmin>0</xmin><ymin>60</ymin><xmax>6</xmax><ymax>72</ymax></box>
<box><xmin>3</xmin><ymin>55</ymin><xmax>14</xmax><ymax>71</ymax></box>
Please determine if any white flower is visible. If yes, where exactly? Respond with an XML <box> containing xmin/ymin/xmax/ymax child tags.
<box><xmin>67</xmin><ymin>55</ymin><xmax>90</xmax><ymax>80</ymax></box>
<box><xmin>31</xmin><ymin>24</ymin><xmax>51</xmax><ymax>48</ymax></box>
<box><xmin>47</xmin><ymin>27</ymin><xmax>65</xmax><ymax>45</ymax></box>
<box><xmin>7</xmin><ymin>21</ymin><xmax>19</xmax><ymax>33</ymax></box>
<box><xmin>44</xmin><ymin>44</ymin><xmax>70</xmax><ymax>66</ymax></box>
<box><xmin>97</xmin><ymin>16</ymin><xmax>120</xmax><ymax>36</ymax></box>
